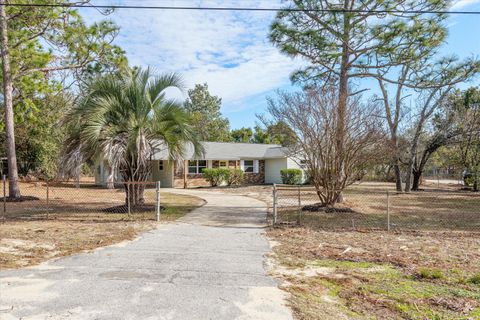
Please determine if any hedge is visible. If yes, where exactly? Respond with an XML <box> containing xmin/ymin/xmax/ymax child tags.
<box><xmin>203</xmin><ymin>168</ymin><xmax>246</xmax><ymax>187</ymax></box>
<box><xmin>202</xmin><ymin>168</ymin><xmax>230</xmax><ymax>187</ymax></box>
<box><xmin>227</xmin><ymin>168</ymin><xmax>245</xmax><ymax>186</ymax></box>
<box><xmin>280</xmin><ymin>168</ymin><xmax>302</xmax><ymax>185</ymax></box>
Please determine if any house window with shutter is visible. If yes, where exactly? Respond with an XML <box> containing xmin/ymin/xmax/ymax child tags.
<box><xmin>243</xmin><ymin>160</ymin><xmax>254</xmax><ymax>173</ymax></box>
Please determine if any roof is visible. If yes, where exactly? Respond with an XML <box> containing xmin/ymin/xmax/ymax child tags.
<box><xmin>151</xmin><ymin>141</ymin><xmax>289</xmax><ymax>160</ymax></box>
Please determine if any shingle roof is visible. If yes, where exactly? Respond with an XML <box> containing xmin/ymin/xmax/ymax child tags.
<box><xmin>151</xmin><ymin>141</ymin><xmax>288</xmax><ymax>160</ymax></box>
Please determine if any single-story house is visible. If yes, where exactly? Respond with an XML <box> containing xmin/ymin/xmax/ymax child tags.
<box><xmin>95</xmin><ymin>141</ymin><xmax>304</xmax><ymax>188</ymax></box>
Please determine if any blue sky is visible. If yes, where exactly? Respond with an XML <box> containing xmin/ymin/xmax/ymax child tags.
<box><xmin>84</xmin><ymin>0</ymin><xmax>480</xmax><ymax>129</ymax></box>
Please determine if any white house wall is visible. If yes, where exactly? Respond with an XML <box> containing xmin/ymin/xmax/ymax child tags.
<box><xmin>151</xmin><ymin>160</ymin><xmax>174</xmax><ymax>188</ymax></box>
<box><xmin>286</xmin><ymin>157</ymin><xmax>302</xmax><ymax>170</ymax></box>
<box><xmin>287</xmin><ymin>157</ymin><xmax>306</xmax><ymax>183</ymax></box>
<box><xmin>264</xmin><ymin>158</ymin><xmax>288</xmax><ymax>184</ymax></box>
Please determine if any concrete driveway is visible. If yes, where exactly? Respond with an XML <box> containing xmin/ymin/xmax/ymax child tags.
<box><xmin>0</xmin><ymin>189</ymin><xmax>292</xmax><ymax>320</ymax></box>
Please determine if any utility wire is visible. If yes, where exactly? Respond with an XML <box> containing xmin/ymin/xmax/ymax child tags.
<box><xmin>1</xmin><ymin>2</ymin><xmax>480</xmax><ymax>15</ymax></box>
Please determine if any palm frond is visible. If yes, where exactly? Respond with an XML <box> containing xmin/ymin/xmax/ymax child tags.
<box><xmin>60</xmin><ymin>66</ymin><xmax>199</xmax><ymax>182</ymax></box>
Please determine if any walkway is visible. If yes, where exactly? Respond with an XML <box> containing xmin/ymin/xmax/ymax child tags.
<box><xmin>0</xmin><ymin>189</ymin><xmax>292</xmax><ymax>320</ymax></box>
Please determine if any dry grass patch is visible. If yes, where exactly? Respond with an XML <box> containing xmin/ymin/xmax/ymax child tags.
<box><xmin>267</xmin><ymin>227</ymin><xmax>480</xmax><ymax>319</ymax></box>
<box><xmin>228</xmin><ymin>182</ymin><xmax>480</xmax><ymax>231</ymax></box>
<box><xmin>226</xmin><ymin>183</ymin><xmax>480</xmax><ymax>318</ymax></box>
<box><xmin>0</xmin><ymin>190</ymin><xmax>204</xmax><ymax>269</ymax></box>
<box><xmin>0</xmin><ymin>220</ymin><xmax>151</xmax><ymax>269</ymax></box>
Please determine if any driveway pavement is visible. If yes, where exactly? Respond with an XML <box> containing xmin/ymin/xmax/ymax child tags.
<box><xmin>0</xmin><ymin>189</ymin><xmax>292</xmax><ymax>320</ymax></box>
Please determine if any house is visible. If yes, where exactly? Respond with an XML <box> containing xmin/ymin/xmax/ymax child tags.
<box><xmin>95</xmin><ymin>141</ymin><xmax>304</xmax><ymax>188</ymax></box>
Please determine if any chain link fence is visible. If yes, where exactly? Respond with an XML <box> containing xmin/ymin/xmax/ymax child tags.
<box><xmin>272</xmin><ymin>184</ymin><xmax>480</xmax><ymax>232</ymax></box>
<box><xmin>1</xmin><ymin>178</ymin><xmax>162</xmax><ymax>222</ymax></box>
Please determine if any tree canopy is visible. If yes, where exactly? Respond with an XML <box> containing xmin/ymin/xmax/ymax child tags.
<box><xmin>61</xmin><ymin>67</ymin><xmax>203</xmax><ymax>202</ymax></box>
<box><xmin>184</xmin><ymin>83</ymin><xmax>231</xmax><ymax>142</ymax></box>
<box><xmin>1</xmin><ymin>0</ymin><xmax>126</xmax><ymax>197</ymax></box>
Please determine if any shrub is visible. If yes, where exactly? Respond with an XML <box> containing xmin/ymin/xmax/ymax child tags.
<box><xmin>468</xmin><ymin>273</ymin><xmax>480</xmax><ymax>285</ymax></box>
<box><xmin>417</xmin><ymin>268</ymin><xmax>444</xmax><ymax>280</ymax></box>
<box><xmin>227</xmin><ymin>168</ymin><xmax>245</xmax><ymax>186</ymax></box>
<box><xmin>202</xmin><ymin>168</ymin><xmax>230</xmax><ymax>187</ymax></box>
<box><xmin>302</xmin><ymin>170</ymin><xmax>313</xmax><ymax>185</ymax></box>
<box><xmin>280</xmin><ymin>168</ymin><xmax>303</xmax><ymax>185</ymax></box>
<box><xmin>464</xmin><ymin>173</ymin><xmax>479</xmax><ymax>188</ymax></box>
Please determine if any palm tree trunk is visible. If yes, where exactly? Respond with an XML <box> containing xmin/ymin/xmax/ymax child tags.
<box><xmin>0</xmin><ymin>2</ymin><xmax>21</xmax><ymax>199</ymax></box>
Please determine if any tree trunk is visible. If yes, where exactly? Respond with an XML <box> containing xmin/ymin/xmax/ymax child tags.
<box><xmin>412</xmin><ymin>170</ymin><xmax>422</xmax><ymax>191</ymax></box>
<box><xmin>125</xmin><ymin>183</ymin><xmax>145</xmax><ymax>208</ymax></box>
<box><xmin>106</xmin><ymin>170</ymin><xmax>115</xmax><ymax>189</ymax></box>
<box><xmin>404</xmin><ymin>158</ymin><xmax>413</xmax><ymax>192</ymax></box>
<box><xmin>0</xmin><ymin>2</ymin><xmax>21</xmax><ymax>199</ymax></box>
<box><xmin>394</xmin><ymin>161</ymin><xmax>403</xmax><ymax>192</ymax></box>
<box><xmin>335</xmin><ymin>2</ymin><xmax>351</xmax><ymax>204</ymax></box>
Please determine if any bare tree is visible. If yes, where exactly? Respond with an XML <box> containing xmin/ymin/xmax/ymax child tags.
<box><xmin>403</xmin><ymin>59</ymin><xmax>479</xmax><ymax>192</ymax></box>
<box><xmin>271</xmin><ymin>0</ymin><xmax>450</xmax><ymax>195</ymax></box>
<box><xmin>267</xmin><ymin>86</ymin><xmax>384</xmax><ymax>206</ymax></box>
<box><xmin>456</xmin><ymin>98</ymin><xmax>480</xmax><ymax>191</ymax></box>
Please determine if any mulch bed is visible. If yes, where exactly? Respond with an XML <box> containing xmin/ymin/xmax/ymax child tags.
<box><xmin>102</xmin><ymin>204</ymin><xmax>165</xmax><ymax>213</ymax></box>
<box><xmin>302</xmin><ymin>203</ymin><xmax>356</xmax><ymax>213</ymax></box>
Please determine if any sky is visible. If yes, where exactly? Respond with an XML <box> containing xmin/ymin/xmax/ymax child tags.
<box><xmin>83</xmin><ymin>0</ymin><xmax>480</xmax><ymax>129</ymax></box>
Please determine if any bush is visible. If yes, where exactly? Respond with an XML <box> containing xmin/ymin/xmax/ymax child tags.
<box><xmin>227</xmin><ymin>168</ymin><xmax>245</xmax><ymax>186</ymax></box>
<box><xmin>280</xmin><ymin>168</ymin><xmax>302</xmax><ymax>185</ymax></box>
<box><xmin>417</xmin><ymin>268</ymin><xmax>444</xmax><ymax>280</ymax></box>
<box><xmin>302</xmin><ymin>170</ymin><xmax>313</xmax><ymax>185</ymax></box>
<box><xmin>468</xmin><ymin>273</ymin><xmax>480</xmax><ymax>285</ymax></box>
<box><xmin>464</xmin><ymin>173</ymin><xmax>479</xmax><ymax>188</ymax></box>
<box><xmin>202</xmin><ymin>168</ymin><xmax>230</xmax><ymax>187</ymax></box>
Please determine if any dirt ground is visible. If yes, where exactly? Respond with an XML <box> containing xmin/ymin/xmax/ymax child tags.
<box><xmin>217</xmin><ymin>182</ymin><xmax>480</xmax><ymax>231</ymax></box>
<box><xmin>267</xmin><ymin>228</ymin><xmax>480</xmax><ymax>320</ymax></box>
<box><xmin>217</xmin><ymin>183</ymin><xmax>480</xmax><ymax>319</ymax></box>
<box><xmin>0</xmin><ymin>183</ymin><xmax>205</xmax><ymax>269</ymax></box>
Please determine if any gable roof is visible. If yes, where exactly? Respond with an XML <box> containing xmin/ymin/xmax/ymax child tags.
<box><xmin>151</xmin><ymin>141</ymin><xmax>288</xmax><ymax>160</ymax></box>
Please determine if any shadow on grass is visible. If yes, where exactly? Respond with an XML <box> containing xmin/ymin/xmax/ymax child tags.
<box><xmin>2</xmin><ymin>204</ymin><xmax>198</xmax><ymax>223</ymax></box>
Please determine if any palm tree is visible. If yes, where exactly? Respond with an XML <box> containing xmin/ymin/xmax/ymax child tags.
<box><xmin>60</xmin><ymin>67</ymin><xmax>202</xmax><ymax>206</ymax></box>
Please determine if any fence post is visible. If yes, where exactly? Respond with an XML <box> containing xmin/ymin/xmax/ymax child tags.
<box><xmin>156</xmin><ymin>181</ymin><xmax>161</xmax><ymax>222</ymax></box>
<box><xmin>387</xmin><ymin>190</ymin><xmax>390</xmax><ymax>232</ymax></box>
<box><xmin>127</xmin><ymin>182</ymin><xmax>131</xmax><ymax>216</ymax></box>
<box><xmin>273</xmin><ymin>184</ymin><xmax>277</xmax><ymax>226</ymax></box>
<box><xmin>46</xmin><ymin>180</ymin><xmax>50</xmax><ymax>220</ymax></box>
<box><xmin>297</xmin><ymin>185</ymin><xmax>302</xmax><ymax>225</ymax></box>
<box><xmin>2</xmin><ymin>175</ymin><xmax>6</xmax><ymax>223</ymax></box>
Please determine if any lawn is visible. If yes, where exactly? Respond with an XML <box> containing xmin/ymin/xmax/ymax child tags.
<box><xmin>267</xmin><ymin>228</ymin><xmax>480</xmax><ymax>320</ymax></box>
<box><xmin>274</xmin><ymin>183</ymin><xmax>480</xmax><ymax>231</ymax></box>
<box><xmin>220</xmin><ymin>183</ymin><xmax>480</xmax><ymax>319</ymax></box>
<box><xmin>0</xmin><ymin>181</ymin><xmax>205</xmax><ymax>269</ymax></box>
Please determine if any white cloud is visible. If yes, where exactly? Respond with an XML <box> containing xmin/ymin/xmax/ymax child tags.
<box><xmin>85</xmin><ymin>0</ymin><xmax>302</xmax><ymax>110</ymax></box>
<box><xmin>451</xmin><ymin>0</ymin><xmax>480</xmax><ymax>10</ymax></box>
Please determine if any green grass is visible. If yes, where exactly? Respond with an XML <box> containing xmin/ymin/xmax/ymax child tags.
<box><xmin>417</xmin><ymin>268</ymin><xmax>444</xmax><ymax>280</ymax></box>
<box><xmin>469</xmin><ymin>274</ymin><xmax>480</xmax><ymax>285</ymax></box>
<box><xmin>276</xmin><ymin>255</ymin><xmax>480</xmax><ymax>320</ymax></box>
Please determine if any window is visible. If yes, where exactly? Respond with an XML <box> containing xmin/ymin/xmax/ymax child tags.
<box><xmin>219</xmin><ymin>160</ymin><xmax>228</xmax><ymax>168</ymax></box>
<box><xmin>198</xmin><ymin>160</ymin><xmax>207</xmax><ymax>173</ymax></box>
<box><xmin>244</xmin><ymin>160</ymin><xmax>254</xmax><ymax>173</ymax></box>
<box><xmin>188</xmin><ymin>160</ymin><xmax>207</xmax><ymax>174</ymax></box>
<box><xmin>158</xmin><ymin>160</ymin><xmax>164</xmax><ymax>171</ymax></box>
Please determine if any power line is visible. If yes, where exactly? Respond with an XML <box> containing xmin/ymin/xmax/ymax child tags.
<box><xmin>1</xmin><ymin>2</ymin><xmax>480</xmax><ymax>15</ymax></box>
